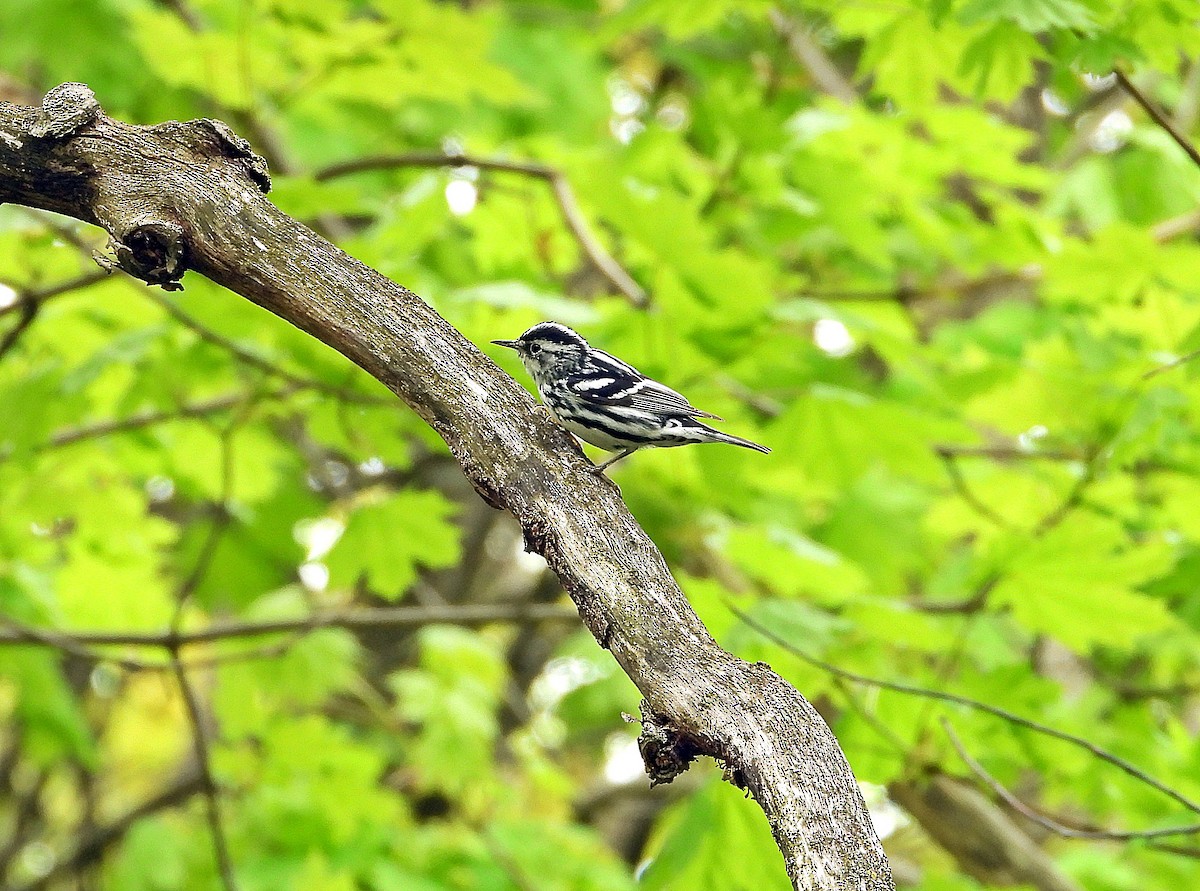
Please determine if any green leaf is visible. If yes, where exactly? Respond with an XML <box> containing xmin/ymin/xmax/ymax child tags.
<box><xmin>725</xmin><ymin>524</ymin><xmax>869</xmax><ymax>600</ymax></box>
<box><xmin>990</xmin><ymin>516</ymin><xmax>1177</xmax><ymax>649</ymax></box>
<box><xmin>389</xmin><ymin>626</ymin><xmax>507</xmax><ymax>798</ymax></box>
<box><xmin>325</xmin><ymin>489</ymin><xmax>461</xmax><ymax>597</ymax></box>
<box><xmin>641</xmin><ymin>781</ymin><xmax>792</xmax><ymax>891</ymax></box>
<box><xmin>958</xmin><ymin>0</ymin><xmax>1099</xmax><ymax>32</ymax></box>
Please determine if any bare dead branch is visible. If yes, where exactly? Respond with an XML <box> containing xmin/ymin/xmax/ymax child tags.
<box><xmin>0</xmin><ymin>616</ymin><xmax>157</xmax><ymax>671</ymax></box>
<box><xmin>936</xmin><ymin>452</ymin><xmax>1015</xmax><ymax>528</ymax></box>
<box><xmin>942</xmin><ymin>719</ymin><xmax>1200</xmax><ymax>842</ymax></box>
<box><xmin>0</xmin><ymin>604</ymin><xmax>584</xmax><ymax>679</ymax></box>
<box><xmin>0</xmin><ymin>83</ymin><xmax>891</xmax><ymax>889</ymax></box>
<box><xmin>1142</xmin><ymin>347</ymin><xmax>1200</xmax><ymax>380</ymax></box>
<box><xmin>933</xmin><ymin>444</ymin><xmax>1086</xmax><ymax>462</ymax></box>
<box><xmin>0</xmin><ymin>84</ymin><xmax>889</xmax><ymax>887</ymax></box>
<box><xmin>731</xmin><ymin>605</ymin><xmax>1200</xmax><ymax>818</ymax></box>
<box><xmin>0</xmin><ymin>296</ymin><xmax>39</xmax><ymax>359</ymax></box>
<box><xmin>315</xmin><ymin>151</ymin><xmax>648</xmax><ymax>307</ymax></box>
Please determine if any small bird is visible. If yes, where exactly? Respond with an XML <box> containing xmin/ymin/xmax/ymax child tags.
<box><xmin>492</xmin><ymin>322</ymin><xmax>770</xmax><ymax>473</ymax></box>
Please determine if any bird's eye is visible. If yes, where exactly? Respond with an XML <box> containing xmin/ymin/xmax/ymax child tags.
<box><xmin>528</xmin><ymin>343</ymin><xmax>542</xmax><ymax>355</ymax></box>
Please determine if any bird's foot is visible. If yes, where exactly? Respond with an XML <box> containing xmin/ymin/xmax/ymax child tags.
<box><xmin>586</xmin><ymin>463</ymin><xmax>622</xmax><ymax>493</ymax></box>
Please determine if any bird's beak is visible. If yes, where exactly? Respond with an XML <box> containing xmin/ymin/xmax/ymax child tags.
<box><xmin>491</xmin><ymin>339</ymin><xmax>521</xmax><ymax>350</ymax></box>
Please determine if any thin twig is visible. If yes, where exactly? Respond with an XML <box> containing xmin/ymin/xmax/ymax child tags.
<box><xmin>315</xmin><ymin>151</ymin><xmax>648</xmax><ymax>307</ymax></box>
<box><xmin>1148</xmin><ymin>841</ymin><xmax>1200</xmax><ymax>858</ymax></box>
<box><xmin>937</xmin><ymin>452</ymin><xmax>1014</xmax><ymax>528</ymax></box>
<box><xmin>1142</xmin><ymin>348</ymin><xmax>1200</xmax><ymax>380</ymax></box>
<box><xmin>910</xmin><ymin>574</ymin><xmax>998</xmax><ymax>615</ymax></box>
<box><xmin>770</xmin><ymin>10</ymin><xmax>858</xmax><ymax>104</ymax></box>
<box><xmin>933</xmin><ymin>444</ymin><xmax>1085</xmax><ymax>462</ymax></box>
<box><xmin>0</xmin><ymin>616</ymin><xmax>155</xmax><ymax>671</ymax></box>
<box><xmin>0</xmin><ymin>297</ymin><xmax>39</xmax><ymax>359</ymax></box>
<box><xmin>1150</xmin><ymin>207</ymin><xmax>1200</xmax><ymax>242</ymax></box>
<box><xmin>10</xmin><ymin>768</ymin><xmax>205</xmax><ymax>891</ymax></box>
<box><xmin>170</xmin><ymin>652</ymin><xmax>239</xmax><ymax>891</ymax></box>
<box><xmin>1115</xmin><ymin>68</ymin><xmax>1200</xmax><ymax>169</ymax></box>
<box><xmin>831</xmin><ymin>677</ymin><xmax>909</xmax><ymax>752</ymax></box>
<box><xmin>145</xmin><ymin>292</ymin><xmax>394</xmax><ymax>406</ymax></box>
<box><xmin>0</xmin><ymin>269</ymin><xmax>110</xmax><ymax>318</ymax></box>
<box><xmin>801</xmin><ymin>194</ymin><xmax>1200</xmax><ymax>306</ymax></box>
<box><xmin>799</xmin><ymin>265</ymin><xmax>1043</xmax><ymax>304</ymax></box>
<box><xmin>730</xmin><ymin>604</ymin><xmax>1200</xmax><ymax>817</ymax></box>
<box><xmin>0</xmin><ymin>602</ymin><xmax>581</xmax><ymax>649</ymax></box>
<box><xmin>172</xmin><ymin>421</ymin><xmax>241</xmax><ymax>634</ymax></box>
<box><xmin>43</xmin><ymin>387</ymin><xmax>294</xmax><ymax>450</ymax></box>
<box><xmin>161</xmin><ymin>409</ymin><xmax>241</xmax><ymax>891</ymax></box>
<box><xmin>1034</xmin><ymin>443</ymin><xmax>1106</xmax><ymax>534</ymax></box>
<box><xmin>942</xmin><ymin>718</ymin><xmax>1200</xmax><ymax>841</ymax></box>
<box><xmin>0</xmin><ymin>768</ymin><xmax>47</xmax><ymax>881</ymax></box>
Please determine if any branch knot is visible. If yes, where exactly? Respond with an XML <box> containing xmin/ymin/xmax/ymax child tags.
<box><xmin>637</xmin><ymin>703</ymin><xmax>702</xmax><ymax>787</ymax></box>
<box><xmin>96</xmin><ymin>220</ymin><xmax>188</xmax><ymax>290</ymax></box>
<box><xmin>31</xmin><ymin>83</ymin><xmax>100</xmax><ymax>140</ymax></box>
<box><xmin>197</xmin><ymin>119</ymin><xmax>271</xmax><ymax>194</ymax></box>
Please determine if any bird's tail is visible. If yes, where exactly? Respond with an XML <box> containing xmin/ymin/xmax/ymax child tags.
<box><xmin>693</xmin><ymin>423</ymin><xmax>771</xmax><ymax>454</ymax></box>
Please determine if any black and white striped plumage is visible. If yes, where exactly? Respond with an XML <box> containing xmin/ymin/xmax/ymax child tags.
<box><xmin>492</xmin><ymin>322</ymin><xmax>770</xmax><ymax>473</ymax></box>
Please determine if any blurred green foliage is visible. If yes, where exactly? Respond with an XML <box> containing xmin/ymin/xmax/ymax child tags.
<box><xmin>3</xmin><ymin>0</ymin><xmax>1200</xmax><ymax>889</ymax></box>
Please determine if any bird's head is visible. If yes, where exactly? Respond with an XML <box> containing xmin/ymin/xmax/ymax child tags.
<box><xmin>492</xmin><ymin>322</ymin><xmax>588</xmax><ymax>383</ymax></box>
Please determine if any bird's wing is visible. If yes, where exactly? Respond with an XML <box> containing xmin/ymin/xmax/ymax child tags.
<box><xmin>568</xmin><ymin>350</ymin><xmax>722</xmax><ymax>420</ymax></box>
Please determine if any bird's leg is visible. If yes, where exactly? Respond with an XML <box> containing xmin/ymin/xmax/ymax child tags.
<box><xmin>589</xmin><ymin>448</ymin><xmax>637</xmax><ymax>475</ymax></box>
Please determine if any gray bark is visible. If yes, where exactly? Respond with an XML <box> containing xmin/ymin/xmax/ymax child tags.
<box><xmin>0</xmin><ymin>83</ymin><xmax>894</xmax><ymax>890</ymax></box>
<box><xmin>890</xmin><ymin>776</ymin><xmax>1083</xmax><ymax>891</ymax></box>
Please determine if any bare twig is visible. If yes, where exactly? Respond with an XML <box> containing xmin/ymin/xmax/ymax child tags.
<box><xmin>910</xmin><ymin>575</ymin><xmax>998</xmax><ymax>616</ymax></box>
<box><xmin>798</xmin><ymin>265</ymin><xmax>1043</xmax><ymax>305</ymax></box>
<box><xmin>1175</xmin><ymin>59</ymin><xmax>1200</xmax><ymax>133</ymax></box>
<box><xmin>770</xmin><ymin>10</ymin><xmax>858</xmax><ymax>104</ymax></box>
<box><xmin>0</xmin><ymin>768</ymin><xmax>47</xmax><ymax>882</ymax></box>
<box><xmin>170</xmin><ymin>653</ymin><xmax>239</xmax><ymax>891</ymax></box>
<box><xmin>0</xmin><ymin>616</ymin><xmax>155</xmax><ymax>671</ymax></box>
<box><xmin>0</xmin><ymin>602</ymin><xmax>581</xmax><ymax>650</ymax></box>
<box><xmin>11</xmin><ymin>768</ymin><xmax>205</xmax><ymax>891</ymax></box>
<box><xmin>145</xmin><ymin>292</ymin><xmax>394</xmax><ymax>406</ymax></box>
<box><xmin>315</xmin><ymin>151</ymin><xmax>648</xmax><ymax>307</ymax></box>
<box><xmin>0</xmin><ymin>603</ymin><xmax>581</xmax><ymax>676</ymax></box>
<box><xmin>1142</xmin><ymin>348</ymin><xmax>1200</xmax><ymax>380</ymax></box>
<box><xmin>731</xmin><ymin>605</ymin><xmax>1200</xmax><ymax>818</ymax></box>
<box><xmin>942</xmin><ymin>719</ymin><xmax>1200</xmax><ymax>841</ymax></box>
<box><xmin>43</xmin><ymin>388</ymin><xmax>293</xmax><ymax>450</ymax></box>
<box><xmin>161</xmin><ymin>410</ymin><xmax>241</xmax><ymax>891</ymax></box>
<box><xmin>802</xmin><ymin>196</ymin><xmax>1200</xmax><ymax>308</ymax></box>
<box><xmin>937</xmin><ymin>452</ymin><xmax>1014</xmax><ymax>528</ymax></box>
<box><xmin>1115</xmin><ymin>68</ymin><xmax>1200</xmax><ymax>169</ymax></box>
<box><xmin>1148</xmin><ymin>841</ymin><xmax>1200</xmax><ymax>858</ymax></box>
<box><xmin>0</xmin><ymin>269</ymin><xmax>110</xmax><ymax>318</ymax></box>
<box><xmin>1150</xmin><ymin>207</ymin><xmax>1200</xmax><ymax>242</ymax></box>
<box><xmin>1034</xmin><ymin>443</ymin><xmax>1106</xmax><ymax>534</ymax></box>
<box><xmin>933</xmin><ymin>444</ymin><xmax>1085</xmax><ymax>462</ymax></box>
<box><xmin>0</xmin><ymin>297</ymin><xmax>39</xmax><ymax>359</ymax></box>
<box><xmin>172</xmin><ymin>421</ymin><xmax>240</xmax><ymax>631</ymax></box>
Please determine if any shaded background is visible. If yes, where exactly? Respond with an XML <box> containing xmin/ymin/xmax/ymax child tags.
<box><xmin>3</xmin><ymin>1</ymin><xmax>1200</xmax><ymax>889</ymax></box>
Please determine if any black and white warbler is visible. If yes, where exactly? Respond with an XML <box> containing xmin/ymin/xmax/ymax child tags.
<box><xmin>493</xmin><ymin>322</ymin><xmax>770</xmax><ymax>473</ymax></box>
